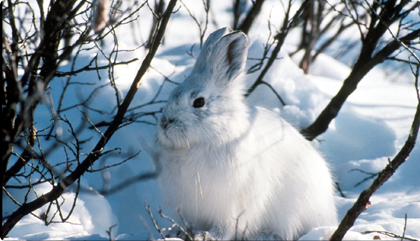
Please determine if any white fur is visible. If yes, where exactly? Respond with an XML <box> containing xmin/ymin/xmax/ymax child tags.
<box><xmin>154</xmin><ymin>27</ymin><xmax>337</xmax><ymax>240</ymax></box>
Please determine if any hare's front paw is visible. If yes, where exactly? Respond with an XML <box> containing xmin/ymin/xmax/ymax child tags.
<box><xmin>193</xmin><ymin>231</ymin><xmax>216</xmax><ymax>241</ymax></box>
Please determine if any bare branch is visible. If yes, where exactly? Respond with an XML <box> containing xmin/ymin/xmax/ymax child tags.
<box><xmin>237</xmin><ymin>0</ymin><xmax>265</xmax><ymax>34</ymax></box>
<box><xmin>245</xmin><ymin>0</ymin><xmax>310</xmax><ymax>100</ymax></box>
<box><xmin>55</xmin><ymin>58</ymin><xmax>139</xmax><ymax>77</ymax></box>
<box><xmin>361</xmin><ymin>228</ymin><xmax>418</xmax><ymax>241</ymax></box>
<box><xmin>145</xmin><ymin>202</ymin><xmax>166</xmax><ymax>240</ymax></box>
<box><xmin>330</xmin><ymin>64</ymin><xmax>420</xmax><ymax>241</ymax></box>
<box><xmin>301</xmin><ymin>0</ymin><xmax>419</xmax><ymax>141</ymax></box>
<box><xmin>158</xmin><ymin>209</ymin><xmax>193</xmax><ymax>240</ymax></box>
<box><xmin>180</xmin><ymin>0</ymin><xmax>210</xmax><ymax>47</ymax></box>
<box><xmin>1</xmin><ymin>0</ymin><xmax>178</xmax><ymax>238</ymax></box>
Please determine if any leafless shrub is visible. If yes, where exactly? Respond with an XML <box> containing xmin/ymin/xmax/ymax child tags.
<box><xmin>330</xmin><ymin>50</ymin><xmax>419</xmax><ymax>241</ymax></box>
<box><xmin>2</xmin><ymin>0</ymin><xmax>179</xmax><ymax>238</ymax></box>
<box><xmin>245</xmin><ymin>0</ymin><xmax>311</xmax><ymax>105</ymax></box>
<box><xmin>301</xmin><ymin>0</ymin><xmax>419</xmax><ymax>140</ymax></box>
<box><xmin>180</xmin><ymin>0</ymin><xmax>210</xmax><ymax>47</ymax></box>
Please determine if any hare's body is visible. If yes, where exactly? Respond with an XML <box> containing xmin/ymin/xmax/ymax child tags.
<box><xmin>155</xmin><ymin>28</ymin><xmax>337</xmax><ymax>240</ymax></box>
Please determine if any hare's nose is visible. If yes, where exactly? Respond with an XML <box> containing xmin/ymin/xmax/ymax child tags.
<box><xmin>161</xmin><ymin>116</ymin><xmax>174</xmax><ymax>129</ymax></box>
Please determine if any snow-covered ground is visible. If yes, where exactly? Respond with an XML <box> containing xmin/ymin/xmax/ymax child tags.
<box><xmin>3</xmin><ymin>0</ymin><xmax>419</xmax><ymax>240</ymax></box>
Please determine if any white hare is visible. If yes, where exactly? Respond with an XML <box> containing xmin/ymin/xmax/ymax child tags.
<box><xmin>154</xmin><ymin>27</ymin><xmax>337</xmax><ymax>240</ymax></box>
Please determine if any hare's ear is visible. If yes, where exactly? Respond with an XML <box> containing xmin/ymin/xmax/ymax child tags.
<box><xmin>192</xmin><ymin>27</ymin><xmax>233</xmax><ymax>74</ymax></box>
<box><xmin>209</xmin><ymin>31</ymin><xmax>248</xmax><ymax>85</ymax></box>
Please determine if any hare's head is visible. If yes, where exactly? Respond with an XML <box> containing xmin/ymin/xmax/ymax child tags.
<box><xmin>157</xmin><ymin>28</ymin><xmax>249</xmax><ymax>149</ymax></box>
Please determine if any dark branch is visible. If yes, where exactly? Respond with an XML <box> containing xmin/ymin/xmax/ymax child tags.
<box><xmin>1</xmin><ymin>0</ymin><xmax>178</xmax><ymax>238</ymax></box>
<box><xmin>245</xmin><ymin>0</ymin><xmax>310</xmax><ymax>100</ymax></box>
<box><xmin>237</xmin><ymin>0</ymin><xmax>265</xmax><ymax>34</ymax></box>
<box><xmin>301</xmin><ymin>28</ymin><xmax>419</xmax><ymax>141</ymax></box>
<box><xmin>329</xmin><ymin>63</ymin><xmax>420</xmax><ymax>241</ymax></box>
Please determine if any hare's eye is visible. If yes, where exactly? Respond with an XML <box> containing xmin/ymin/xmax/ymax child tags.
<box><xmin>193</xmin><ymin>97</ymin><xmax>205</xmax><ymax>108</ymax></box>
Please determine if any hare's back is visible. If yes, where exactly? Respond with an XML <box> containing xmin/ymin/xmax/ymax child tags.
<box><xmin>248</xmin><ymin>106</ymin><xmax>337</xmax><ymax>234</ymax></box>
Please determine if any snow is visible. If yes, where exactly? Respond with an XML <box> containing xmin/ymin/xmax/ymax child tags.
<box><xmin>5</xmin><ymin>182</ymin><xmax>118</xmax><ymax>240</ymax></box>
<box><xmin>3</xmin><ymin>0</ymin><xmax>420</xmax><ymax>240</ymax></box>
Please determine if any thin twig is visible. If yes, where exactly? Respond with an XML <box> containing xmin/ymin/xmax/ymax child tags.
<box><xmin>360</xmin><ymin>229</ymin><xmax>418</xmax><ymax>241</ymax></box>
<box><xmin>145</xmin><ymin>202</ymin><xmax>166</xmax><ymax>240</ymax></box>
<box><xmin>159</xmin><ymin>209</ymin><xmax>193</xmax><ymax>240</ymax></box>
<box><xmin>55</xmin><ymin>58</ymin><xmax>139</xmax><ymax>77</ymax></box>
